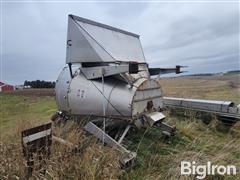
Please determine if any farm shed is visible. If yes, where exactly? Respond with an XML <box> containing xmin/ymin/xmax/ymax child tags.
<box><xmin>0</xmin><ymin>82</ymin><xmax>15</xmax><ymax>92</ymax></box>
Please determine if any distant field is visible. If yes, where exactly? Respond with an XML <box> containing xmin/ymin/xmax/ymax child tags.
<box><xmin>160</xmin><ymin>74</ymin><xmax>240</xmax><ymax>104</ymax></box>
<box><xmin>6</xmin><ymin>88</ymin><xmax>54</xmax><ymax>97</ymax></box>
<box><xmin>0</xmin><ymin>74</ymin><xmax>239</xmax><ymax>179</ymax></box>
<box><xmin>0</xmin><ymin>91</ymin><xmax>56</xmax><ymax>138</ymax></box>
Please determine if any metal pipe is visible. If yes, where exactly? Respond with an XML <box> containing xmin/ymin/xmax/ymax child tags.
<box><xmin>118</xmin><ymin>125</ymin><xmax>131</xmax><ymax>144</ymax></box>
<box><xmin>68</xmin><ymin>63</ymin><xmax>73</xmax><ymax>78</ymax></box>
<box><xmin>102</xmin><ymin>70</ymin><xmax>106</xmax><ymax>144</ymax></box>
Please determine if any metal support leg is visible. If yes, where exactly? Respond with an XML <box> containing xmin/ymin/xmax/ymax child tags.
<box><xmin>102</xmin><ymin>72</ymin><xmax>106</xmax><ymax>144</ymax></box>
<box><xmin>118</xmin><ymin>125</ymin><xmax>131</xmax><ymax>144</ymax></box>
<box><xmin>84</xmin><ymin>122</ymin><xmax>136</xmax><ymax>165</ymax></box>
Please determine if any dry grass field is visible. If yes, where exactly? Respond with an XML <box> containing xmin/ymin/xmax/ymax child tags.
<box><xmin>0</xmin><ymin>73</ymin><xmax>239</xmax><ymax>179</ymax></box>
<box><xmin>160</xmin><ymin>73</ymin><xmax>240</xmax><ymax>104</ymax></box>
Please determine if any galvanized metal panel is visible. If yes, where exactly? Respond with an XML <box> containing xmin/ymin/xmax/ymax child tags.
<box><xmin>66</xmin><ymin>17</ymin><xmax>103</xmax><ymax>63</ymax></box>
<box><xmin>66</xmin><ymin>15</ymin><xmax>145</xmax><ymax>63</ymax></box>
<box><xmin>67</xmin><ymin>72</ymin><xmax>135</xmax><ymax>117</ymax></box>
<box><xmin>84</xmin><ymin>122</ymin><xmax>128</xmax><ymax>152</ymax></box>
<box><xmin>56</xmin><ymin>67</ymin><xmax>164</xmax><ymax>118</ymax></box>
<box><xmin>143</xmin><ymin>112</ymin><xmax>165</xmax><ymax>127</ymax></box>
<box><xmin>163</xmin><ymin>97</ymin><xmax>240</xmax><ymax>119</ymax></box>
<box><xmin>80</xmin><ymin>65</ymin><xmax>129</xmax><ymax>80</ymax></box>
<box><xmin>71</xmin><ymin>15</ymin><xmax>139</xmax><ymax>37</ymax></box>
<box><xmin>163</xmin><ymin>97</ymin><xmax>233</xmax><ymax>112</ymax></box>
<box><xmin>75</xmin><ymin>20</ymin><xmax>115</xmax><ymax>62</ymax></box>
<box><xmin>84</xmin><ymin>122</ymin><xmax>136</xmax><ymax>165</ymax></box>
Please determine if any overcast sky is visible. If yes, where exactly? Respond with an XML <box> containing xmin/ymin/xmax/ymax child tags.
<box><xmin>1</xmin><ymin>1</ymin><xmax>239</xmax><ymax>85</ymax></box>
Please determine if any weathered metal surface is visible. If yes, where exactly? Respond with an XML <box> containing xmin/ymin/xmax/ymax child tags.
<box><xmin>55</xmin><ymin>67</ymin><xmax>71</xmax><ymax>112</ymax></box>
<box><xmin>117</xmin><ymin>125</ymin><xmax>131</xmax><ymax>144</ymax></box>
<box><xmin>66</xmin><ymin>15</ymin><xmax>145</xmax><ymax>63</ymax></box>
<box><xmin>55</xmin><ymin>67</ymin><xmax>163</xmax><ymax>118</ymax></box>
<box><xmin>84</xmin><ymin>122</ymin><xmax>126</xmax><ymax>152</ymax></box>
<box><xmin>67</xmin><ymin>72</ymin><xmax>135</xmax><ymax>117</ymax></box>
<box><xmin>132</xmin><ymin>79</ymin><xmax>163</xmax><ymax>117</ymax></box>
<box><xmin>84</xmin><ymin>122</ymin><xmax>136</xmax><ymax>165</ymax></box>
<box><xmin>80</xmin><ymin>65</ymin><xmax>129</xmax><ymax>80</ymax></box>
<box><xmin>143</xmin><ymin>112</ymin><xmax>166</xmax><ymax>127</ymax></box>
<box><xmin>163</xmin><ymin>97</ymin><xmax>240</xmax><ymax>119</ymax></box>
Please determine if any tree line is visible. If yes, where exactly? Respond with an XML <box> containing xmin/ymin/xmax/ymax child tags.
<box><xmin>24</xmin><ymin>80</ymin><xmax>56</xmax><ymax>88</ymax></box>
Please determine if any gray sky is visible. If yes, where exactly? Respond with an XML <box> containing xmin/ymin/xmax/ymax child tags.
<box><xmin>1</xmin><ymin>1</ymin><xmax>239</xmax><ymax>85</ymax></box>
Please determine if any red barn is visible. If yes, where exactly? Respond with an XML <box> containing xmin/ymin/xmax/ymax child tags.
<box><xmin>0</xmin><ymin>82</ymin><xmax>15</xmax><ymax>92</ymax></box>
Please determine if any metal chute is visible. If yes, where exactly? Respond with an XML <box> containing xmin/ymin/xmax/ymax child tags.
<box><xmin>163</xmin><ymin>97</ymin><xmax>240</xmax><ymax>123</ymax></box>
<box><xmin>66</xmin><ymin>15</ymin><xmax>145</xmax><ymax>63</ymax></box>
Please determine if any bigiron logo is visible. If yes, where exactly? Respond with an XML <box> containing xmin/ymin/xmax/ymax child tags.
<box><xmin>181</xmin><ymin>161</ymin><xmax>237</xmax><ymax>179</ymax></box>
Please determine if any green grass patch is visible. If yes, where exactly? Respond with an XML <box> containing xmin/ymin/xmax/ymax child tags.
<box><xmin>0</xmin><ymin>94</ymin><xmax>56</xmax><ymax>138</ymax></box>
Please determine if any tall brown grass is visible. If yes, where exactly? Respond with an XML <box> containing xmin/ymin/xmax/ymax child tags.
<box><xmin>0</xmin><ymin>121</ymin><xmax>122</xmax><ymax>179</ymax></box>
